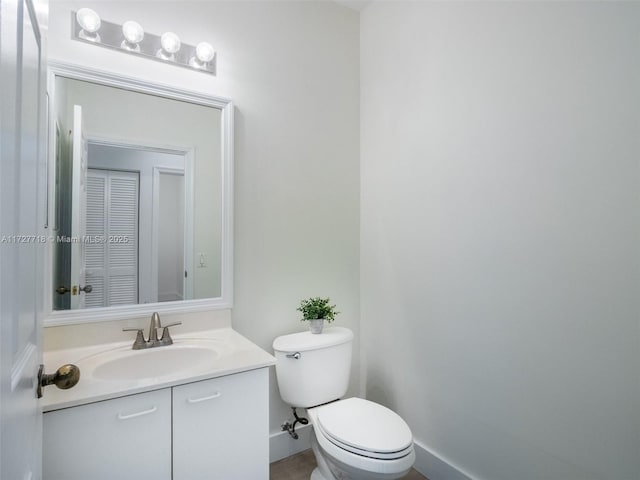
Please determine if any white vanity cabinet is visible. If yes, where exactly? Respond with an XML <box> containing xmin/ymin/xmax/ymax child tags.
<box><xmin>43</xmin><ymin>368</ymin><xmax>269</xmax><ymax>480</ymax></box>
<box><xmin>43</xmin><ymin>388</ymin><xmax>172</xmax><ymax>480</ymax></box>
<box><xmin>173</xmin><ymin>367</ymin><xmax>269</xmax><ymax>479</ymax></box>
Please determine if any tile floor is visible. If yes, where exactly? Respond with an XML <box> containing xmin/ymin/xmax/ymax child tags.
<box><xmin>269</xmin><ymin>449</ymin><xmax>428</xmax><ymax>480</ymax></box>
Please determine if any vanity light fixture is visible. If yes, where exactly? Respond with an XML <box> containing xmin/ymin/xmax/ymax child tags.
<box><xmin>76</xmin><ymin>8</ymin><xmax>101</xmax><ymax>42</ymax></box>
<box><xmin>71</xmin><ymin>10</ymin><xmax>216</xmax><ymax>75</ymax></box>
<box><xmin>121</xmin><ymin>21</ymin><xmax>144</xmax><ymax>52</ymax></box>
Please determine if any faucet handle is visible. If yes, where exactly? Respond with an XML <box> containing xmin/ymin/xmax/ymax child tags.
<box><xmin>123</xmin><ymin>327</ymin><xmax>144</xmax><ymax>335</ymax></box>
<box><xmin>162</xmin><ymin>321</ymin><xmax>182</xmax><ymax>328</ymax></box>
<box><xmin>122</xmin><ymin>328</ymin><xmax>147</xmax><ymax>349</ymax></box>
<box><xmin>159</xmin><ymin>321</ymin><xmax>182</xmax><ymax>345</ymax></box>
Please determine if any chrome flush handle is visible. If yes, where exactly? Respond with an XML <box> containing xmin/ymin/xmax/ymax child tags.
<box><xmin>286</xmin><ymin>352</ymin><xmax>301</xmax><ymax>360</ymax></box>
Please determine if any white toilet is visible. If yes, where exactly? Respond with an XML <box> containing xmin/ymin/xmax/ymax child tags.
<box><xmin>273</xmin><ymin>327</ymin><xmax>415</xmax><ymax>480</ymax></box>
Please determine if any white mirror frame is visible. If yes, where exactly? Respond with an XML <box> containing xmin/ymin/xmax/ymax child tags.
<box><xmin>44</xmin><ymin>61</ymin><xmax>234</xmax><ymax>326</ymax></box>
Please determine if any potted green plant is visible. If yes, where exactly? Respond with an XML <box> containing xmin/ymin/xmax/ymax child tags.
<box><xmin>297</xmin><ymin>297</ymin><xmax>339</xmax><ymax>334</ymax></box>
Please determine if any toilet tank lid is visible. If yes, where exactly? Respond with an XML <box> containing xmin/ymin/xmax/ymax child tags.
<box><xmin>273</xmin><ymin>327</ymin><xmax>353</xmax><ymax>352</ymax></box>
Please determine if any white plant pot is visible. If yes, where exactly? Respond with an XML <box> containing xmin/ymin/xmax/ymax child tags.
<box><xmin>309</xmin><ymin>319</ymin><xmax>324</xmax><ymax>334</ymax></box>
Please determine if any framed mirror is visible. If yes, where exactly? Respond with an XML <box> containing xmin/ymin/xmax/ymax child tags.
<box><xmin>45</xmin><ymin>62</ymin><xmax>233</xmax><ymax>326</ymax></box>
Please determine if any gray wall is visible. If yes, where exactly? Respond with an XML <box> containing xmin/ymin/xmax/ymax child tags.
<box><xmin>361</xmin><ymin>2</ymin><xmax>640</xmax><ymax>479</ymax></box>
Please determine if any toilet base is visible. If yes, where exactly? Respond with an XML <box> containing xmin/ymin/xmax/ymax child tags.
<box><xmin>310</xmin><ymin>467</ymin><xmax>329</xmax><ymax>480</ymax></box>
<box><xmin>310</xmin><ymin>432</ymin><xmax>339</xmax><ymax>480</ymax></box>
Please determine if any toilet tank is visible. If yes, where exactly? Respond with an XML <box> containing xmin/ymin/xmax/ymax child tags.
<box><xmin>273</xmin><ymin>327</ymin><xmax>353</xmax><ymax>408</ymax></box>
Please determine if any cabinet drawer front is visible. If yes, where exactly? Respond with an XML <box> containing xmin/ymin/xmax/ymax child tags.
<box><xmin>173</xmin><ymin>368</ymin><xmax>269</xmax><ymax>480</ymax></box>
<box><xmin>43</xmin><ymin>389</ymin><xmax>171</xmax><ymax>480</ymax></box>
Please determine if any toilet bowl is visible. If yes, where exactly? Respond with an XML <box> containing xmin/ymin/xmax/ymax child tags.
<box><xmin>272</xmin><ymin>327</ymin><xmax>416</xmax><ymax>480</ymax></box>
<box><xmin>307</xmin><ymin>398</ymin><xmax>415</xmax><ymax>480</ymax></box>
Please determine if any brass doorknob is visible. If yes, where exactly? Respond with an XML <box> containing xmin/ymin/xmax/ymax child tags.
<box><xmin>55</xmin><ymin>286</ymin><xmax>71</xmax><ymax>295</ymax></box>
<box><xmin>37</xmin><ymin>364</ymin><xmax>80</xmax><ymax>398</ymax></box>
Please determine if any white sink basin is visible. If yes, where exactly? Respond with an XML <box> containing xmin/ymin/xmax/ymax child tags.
<box><xmin>92</xmin><ymin>345</ymin><xmax>217</xmax><ymax>381</ymax></box>
<box><xmin>77</xmin><ymin>339</ymin><xmax>232</xmax><ymax>382</ymax></box>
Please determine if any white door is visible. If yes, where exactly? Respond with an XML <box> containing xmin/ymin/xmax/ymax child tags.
<box><xmin>0</xmin><ymin>0</ymin><xmax>47</xmax><ymax>479</ymax></box>
<box><xmin>153</xmin><ymin>169</ymin><xmax>185</xmax><ymax>303</ymax></box>
<box><xmin>69</xmin><ymin>105</ymin><xmax>88</xmax><ymax>309</ymax></box>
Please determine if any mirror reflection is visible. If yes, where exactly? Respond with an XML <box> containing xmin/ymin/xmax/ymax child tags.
<box><xmin>52</xmin><ymin>76</ymin><xmax>223</xmax><ymax>310</ymax></box>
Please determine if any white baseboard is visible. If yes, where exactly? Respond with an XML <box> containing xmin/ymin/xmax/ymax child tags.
<box><xmin>269</xmin><ymin>424</ymin><xmax>312</xmax><ymax>463</ymax></box>
<box><xmin>413</xmin><ymin>440</ymin><xmax>474</xmax><ymax>480</ymax></box>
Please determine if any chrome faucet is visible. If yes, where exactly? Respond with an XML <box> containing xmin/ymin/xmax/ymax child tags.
<box><xmin>123</xmin><ymin>312</ymin><xmax>182</xmax><ymax>350</ymax></box>
<box><xmin>148</xmin><ymin>312</ymin><xmax>161</xmax><ymax>344</ymax></box>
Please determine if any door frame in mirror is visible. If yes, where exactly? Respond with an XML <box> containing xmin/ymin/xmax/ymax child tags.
<box><xmin>45</xmin><ymin>61</ymin><xmax>234</xmax><ymax>326</ymax></box>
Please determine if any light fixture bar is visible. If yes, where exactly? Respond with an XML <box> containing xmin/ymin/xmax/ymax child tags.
<box><xmin>71</xmin><ymin>11</ymin><xmax>216</xmax><ymax>76</ymax></box>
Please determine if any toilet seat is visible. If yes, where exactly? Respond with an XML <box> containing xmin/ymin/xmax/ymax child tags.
<box><xmin>316</xmin><ymin>422</ymin><xmax>414</xmax><ymax>460</ymax></box>
<box><xmin>314</xmin><ymin>398</ymin><xmax>413</xmax><ymax>460</ymax></box>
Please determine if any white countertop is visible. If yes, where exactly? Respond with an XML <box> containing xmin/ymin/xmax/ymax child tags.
<box><xmin>41</xmin><ymin>328</ymin><xmax>275</xmax><ymax>412</ymax></box>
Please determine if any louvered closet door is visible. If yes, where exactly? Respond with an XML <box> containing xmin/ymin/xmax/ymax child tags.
<box><xmin>86</xmin><ymin>169</ymin><xmax>139</xmax><ymax>307</ymax></box>
<box><xmin>85</xmin><ymin>172</ymin><xmax>107</xmax><ymax>307</ymax></box>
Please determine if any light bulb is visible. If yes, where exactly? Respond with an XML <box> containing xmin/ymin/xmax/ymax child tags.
<box><xmin>157</xmin><ymin>32</ymin><xmax>181</xmax><ymax>60</ymax></box>
<box><xmin>122</xmin><ymin>21</ymin><xmax>144</xmax><ymax>44</ymax></box>
<box><xmin>76</xmin><ymin>8</ymin><xmax>100</xmax><ymax>32</ymax></box>
<box><xmin>161</xmin><ymin>32</ymin><xmax>181</xmax><ymax>53</ymax></box>
<box><xmin>121</xmin><ymin>21</ymin><xmax>144</xmax><ymax>51</ymax></box>
<box><xmin>196</xmin><ymin>42</ymin><xmax>215</xmax><ymax>63</ymax></box>
<box><xmin>189</xmin><ymin>42</ymin><xmax>215</xmax><ymax>68</ymax></box>
<box><xmin>76</xmin><ymin>8</ymin><xmax>101</xmax><ymax>42</ymax></box>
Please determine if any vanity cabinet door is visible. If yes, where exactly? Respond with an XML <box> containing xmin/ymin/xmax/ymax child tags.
<box><xmin>43</xmin><ymin>389</ymin><xmax>172</xmax><ymax>480</ymax></box>
<box><xmin>172</xmin><ymin>368</ymin><xmax>269</xmax><ymax>480</ymax></box>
